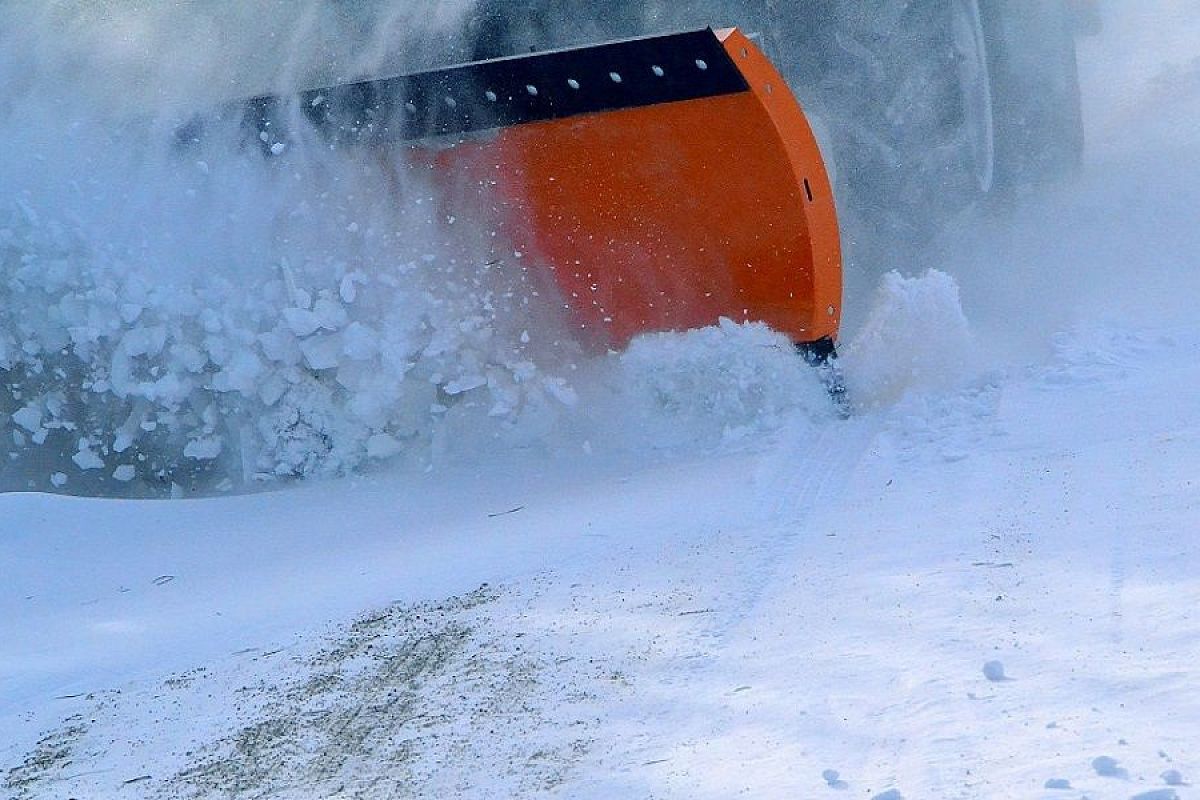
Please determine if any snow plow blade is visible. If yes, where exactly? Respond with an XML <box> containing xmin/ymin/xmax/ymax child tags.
<box><xmin>243</xmin><ymin>27</ymin><xmax>841</xmax><ymax>350</ymax></box>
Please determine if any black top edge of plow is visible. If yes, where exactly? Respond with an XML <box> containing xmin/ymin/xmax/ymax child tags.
<box><xmin>237</xmin><ymin>28</ymin><xmax>748</xmax><ymax>149</ymax></box>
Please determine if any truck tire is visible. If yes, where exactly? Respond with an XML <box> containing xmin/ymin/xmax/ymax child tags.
<box><xmin>979</xmin><ymin>0</ymin><xmax>1085</xmax><ymax>191</ymax></box>
<box><xmin>768</xmin><ymin>0</ymin><xmax>1084</xmax><ymax>264</ymax></box>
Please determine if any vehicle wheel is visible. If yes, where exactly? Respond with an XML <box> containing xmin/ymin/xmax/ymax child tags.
<box><xmin>773</xmin><ymin>0</ymin><xmax>1083</xmax><ymax>270</ymax></box>
<box><xmin>791</xmin><ymin>1</ymin><xmax>983</xmax><ymax>258</ymax></box>
<box><xmin>978</xmin><ymin>0</ymin><xmax>1085</xmax><ymax>191</ymax></box>
<box><xmin>951</xmin><ymin>0</ymin><xmax>998</xmax><ymax>193</ymax></box>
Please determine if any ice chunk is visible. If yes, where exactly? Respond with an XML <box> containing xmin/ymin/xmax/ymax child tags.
<box><xmin>301</xmin><ymin>334</ymin><xmax>342</xmax><ymax>371</ymax></box>
<box><xmin>283</xmin><ymin>307</ymin><xmax>322</xmax><ymax>337</ymax></box>
<box><xmin>215</xmin><ymin>351</ymin><xmax>263</xmax><ymax>395</ymax></box>
<box><xmin>258</xmin><ymin>328</ymin><xmax>301</xmax><ymax>366</ymax></box>
<box><xmin>119</xmin><ymin>302</ymin><xmax>143</xmax><ymax>324</ymax></box>
<box><xmin>112</xmin><ymin>465</ymin><xmax>136</xmax><ymax>482</ymax></box>
<box><xmin>72</xmin><ymin>442</ymin><xmax>104</xmax><ymax>470</ymax></box>
<box><xmin>444</xmin><ymin>374</ymin><xmax>487</xmax><ymax>395</ymax></box>
<box><xmin>11</xmin><ymin>404</ymin><xmax>42</xmax><ymax>433</ymax></box>
<box><xmin>183</xmin><ymin>437</ymin><xmax>222</xmax><ymax>461</ymax></box>
<box><xmin>172</xmin><ymin>343</ymin><xmax>208</xmax><ymax>374</ymax></box>
<box><xmin>312</xmin><ymin>295</ymin><xmax>348</xmax><ymax>331</ymax></box>
<box><xmin>366</xmin><ymin>433</ymin><xmax>404</xmax><ymax>459</ymax></box>
<box><xmin>120</xmin><ymin>325</ymin><xmax>167</xmax><ymax>357</ymax></box>
<box><xmin>542</xmin><ymin>376</ymin><xmax>577</xmax><ymax>406</ymax></box>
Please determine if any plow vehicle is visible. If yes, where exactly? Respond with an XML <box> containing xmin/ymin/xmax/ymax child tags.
<box><xmin>230</xmin><ymin>0</ymin><xmax>1091</xmax><ymax>363</ymax></box>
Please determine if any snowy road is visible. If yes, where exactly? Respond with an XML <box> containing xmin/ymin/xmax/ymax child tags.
<box><xmin>4</xmin><ymin>315</ymin><xmax>1198</xmax><ymax>799</ymax></box>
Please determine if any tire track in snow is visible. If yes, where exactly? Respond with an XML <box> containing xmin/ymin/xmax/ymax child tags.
<box><xmin>594</xmin><ymin>413</ymin><xmax>886</xmax><ymax>796</ymax></box>
<box><xmin>737</xmin><ymin>411</ymin><xmax>884</xmax><ymax>623</ymax></box>
<box><xmin>657</xmin><ymin>412</ymin><xmax>882</xmax><ymax>662</ymax></box>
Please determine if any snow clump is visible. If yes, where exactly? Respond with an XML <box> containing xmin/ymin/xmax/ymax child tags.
<box><xmin>612</xmin><ymin>318</ymin><xmax>833</xmax><ymax>450</ymax></box>
<box><xmin>1092</xmin><ymin>755</ymin><xmax>1128</xmax><ymax>778</ymax></box>
<box><xmin>982</xmin><ymin>660</ymin><xmax>1007</xmax><ymax>682</ymax></box>
<box><xmin>841</xmin><ymin>269</ymin><xmax>977</xmax><ymax>407</ymax></box>
<box><xmin>1161</xmin><ymin>769</ymin><xmax>1185</xmax><ymax>787</ymax></box>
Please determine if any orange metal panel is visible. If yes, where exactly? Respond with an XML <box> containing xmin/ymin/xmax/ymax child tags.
<box><xmin>413</xmin><ymin>28</ymin><xmax>841</xmax><ymax>350</ymax></box>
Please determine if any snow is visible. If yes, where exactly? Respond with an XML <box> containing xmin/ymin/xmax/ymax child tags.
<box><xmin>2</xmin><ymin>3</ymin><xmax>1200</xmax><ymax>800</ymax></box>
<box><xmin>1162</xmin><ymin>770</ymin><xmax>1186</xmax><ymax>787</ymax></box>
<box><xmin>10</xmin><ymin>406</ymin><xmax>42</xmax><ymax>434</ymax></box>
<box><xmin>982</xmin><ymin>659</ymin><xmax>1007</xmax><ymax>682</ymax></box>
<box><xmin>1094</xmin><ymin>757</ymin><xmax>1130</xmax><ymax>779</ymax></box>
<box><xmin>841</xmin><ymin>269</ymin><xmax>976</xmax><ymax>407</ymax></box>
<box><xmin>822</xmin><ymin>769</ymin><xmax>847</xmax><ymax>789</ymax></box>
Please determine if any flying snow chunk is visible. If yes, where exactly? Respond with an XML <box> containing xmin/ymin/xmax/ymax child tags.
<box><xmin>215</xmin><ymin>351</ymin><xmax>263</xmax><ymax>395</ymax></box>
<box><xmin>982</xmin><ymin>660</ymin><xmax>1006</xmax><ymax>681</ymax></box>
<box><xmin>112</xmin><ymin>464</ymin><xmax>137</xmax><ymax>482</ymax></box>
<box><xmin>444</xmin><ymin>374</ymin><xmax>487</xmax><ymax>395</ymax></box>
<box><xmin>283</xmin><ymin>307</ymin><xmax>322</xmax><ymax>338</ymax></box>
<box><xmin>366</xmin><ymin>433</ymin><xmax>404</xmax><ymax>460</ymax></box>
<box><xmin>542</xmin><ymin>376</ymin><xmax>578</xmax><ymax>407</ymax></box>
<box><xmin>72</xmin><ymin>443</ymin><xmax>104</xmax><ymax>470</ymax></box>
<box><xmin>183</xmin><ymin>437</ymin><xmax>222</xmax><ymax>461</ymax></box>
<box><xmin>50</xmin><ymin>472</ymin><xmax>68</xmax><ymax>488</ymax></box>
<box><xmin>301</xmin><ymin>334</ymin><xmax>343</xmax><ymax>371</ymax></box>
<box><xmin>312</xmin><ymin>296</ymin><xmax>349</xmax><ymax>331</ymax></box>
<box><xmin>11</xmin><ymin>404</ymin><xmax>42</xmax><ymax>433</ymax></box>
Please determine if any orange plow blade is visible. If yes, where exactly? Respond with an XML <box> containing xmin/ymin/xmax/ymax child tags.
<box><xmin>245</xmin><ymin>27</ymin><xmax>841</xmax><ymax>351</ymax></box>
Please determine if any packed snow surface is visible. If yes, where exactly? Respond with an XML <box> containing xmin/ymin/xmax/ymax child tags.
<box><xmin>3</xmin><ymin>3</ymin><xmax>1200</xmax><ymax>799</ymax></box>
